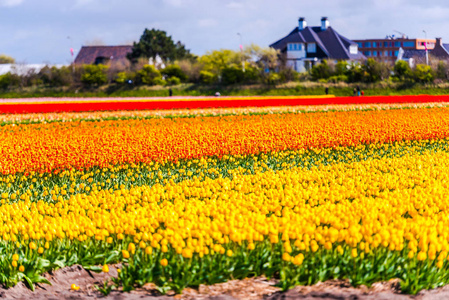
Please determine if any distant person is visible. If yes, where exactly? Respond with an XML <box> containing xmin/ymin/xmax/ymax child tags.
<box><xmin>169</xmin><ymin>88</ymin><xmax>173</xmax><ymax>97</ymax></box>
<box><xmin>325</xmin><ymin>87</ymin><xmax>329</xmax><ymax>95</ymax></box>
<box><xmin>215</xmin><ymin>92</ymin><xmax>221</xmax><ymax>97</ymax></box>
<box><xmin>356</xmin><ymin>86</ymin><xmax>361</xmax><ymax>97</ymax></box>
<box><xmin>361</xmin><ymin>90</ymin><xmax>364</xmax><ymax>96</ymax></box>
<box><xmin>353</xmin><ymin>88</ymin><xmax>357</xmax><ymax>97</ymax></box>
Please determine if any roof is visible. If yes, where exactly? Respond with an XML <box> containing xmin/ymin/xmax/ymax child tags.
<box><xmin>270</xmin><ymin>25</ymin><xmax>365</xmax><ymax>60</ymax></box>
<box><xmin>74</xmin><ymin>45</ymin><xmax>133</xmax><ymax>64</ymax></box>
<box><xmin>402</xmin><ymin>49</ymin><xmax>426</xmax><ymax>59</ymax></box>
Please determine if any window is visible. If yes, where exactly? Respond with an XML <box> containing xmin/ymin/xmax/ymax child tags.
<box><xmin>389</xmin><ymin>51</ymin><xmax>393</xmax><ymax>56</ymax></box>
<box><xmin>394</xmin><ymin>41</ymin><xmax>401</xmax><ymax>47</ymax></box>
<box><xmin>379</xmin><ymin>51</ymin><xmax>382</xmax><ymax>57</ymax></box>
<box><xmin>364</xmin><ymin>51</ymin><xmax>371</xmax><ymax>56</ymax></box>
<box><xmin>385</xmin><ymin>51</ymin><xmax>389</xmax><ymax>56</ymax></box>
<box><xmin>394</xmin><ymin>50</ymin><xmax>399</xmax><ymax>57</ymax></box>
<box><xmin>384</xmin><ymin>41</ymin><xmax>391</xmax><ymax>47</ymax></box>
<box><xmin>402</xmin><ymin>41</ymin><xmax>415</xmax><ymax>47</ymax></box>
<box><xmin>288</xmin><ymin>43</ymin><xmax>303</xmax><ymax>51</ymax></box>
<box><xmin>364</xmin><ymin>42</ymin><xmax>371</xmax><ymax>48</ymax></box>
<box><xmin>357</xmin><ymin>42</ymin><xmax>363</xmax><ymax>48</ymax></box>
<box><xmin>373</xmin><ymin>42</ymin><xmax>377</xmax><ymax>48</ymax></box>
<box><xmin>373</xmin><ymin>51</ymin><xmax>377</xmax><ymax>56</ymax></box>
<box><xmin>307</xmin><ymin>43</ymin><xmax>316</xmax><ymax>53</ymax></box>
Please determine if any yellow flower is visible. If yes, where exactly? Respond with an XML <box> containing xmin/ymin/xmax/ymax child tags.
<box><xmin>38</xmin><ymin>247</ymin><xmax>44</xmax><ymax>254</ymax></box>
<box><xmin>29</xmin><ymin>242</ymin><xmax>37</xmax><ymax>250</ymax></box>
<box><xmin>226</xmin><ymin>249</ymin><xmax>233</xmax><ymax>257</ymax></box>
<box><xmin>160</xmin><ymin>258</ymin><xmax>168</xmax><ymax>267</ymax></box>
<box><xmin>18</xmin><ymin>265</ymin><xmax>25</xmax><ymax>272</ymax></box>
<box><xmin>351</xmin><ymin>248</ymin><xmax>358</xmax><ymax>258</ymax></box>
<box><xmin>12</xmin><ymin>254</ymin><xmax>18</xmax><ymax>261</ymax></box>
<box><xmin>127</xmin><ymin>243</ymin><xmax>136</xmax><ymax>254</ymax></box>
<box><xmin>145</xmin><ymin>246</ymin><xmax>153</xmax><ymax>255</ymax></box>
<box><xmin>11</xmin><ymin>261</ymin><xmax>17</xmax><ymax>268</ymax></box>
<box><xmin>122</xmin><ymin>250</ymin><xmax>130</xmax><ymax>259</ymax></box>
<box><xmin>71</xmin><ymin>283</ymin><xmax>80</xmax><ymax>291</ymax></box>
<box><xmin>282</xmin><ymin>252</ymin><xmax>291</xmax><ymax>262</ymax></box>
<box><xmin>102</xmin><ymin>264</ymin><xmax>109</xmax><ymax>273</ymax></box>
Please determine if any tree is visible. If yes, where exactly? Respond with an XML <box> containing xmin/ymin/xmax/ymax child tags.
<box><xmin>161</xmin><ymin>65</ymin><xmax>188</xmax><ymax>82</ymax></box>
<box><xmin>127</xmin><ymin>29</ymin><xmax>194</xmax><ymax>63</ymax></box>
<box><xmin>137</xmin><ymin>65</ymin><xmax>163</xmax><ymax>85</ymax></box>
<box><xmin>393</xmin><ymin>60</ymin><xmax>413</xmax><ymax>81</ymax></box>
<box><xmin>413</xmin><ymin>64</ymin><xmax>434</xmax><ymax>83</ymax></box>
<box><xmin>81</xmin><ymin>64</ymin><xmax>108</xmax><ymax>86</ymax></box>
<box><xmin>362</xmin><ymin>58</ymin><xmax>391</xmax><ymax>83</ymax></box>
<box><xmin>310</xmin><ymin>60</ymin><xmax>332</xmax><ymax>80</ymax></box>
<box><xmin>199</xmin><ymin>49</ymin><xmax>241</xmax><ymax>77</ymax></box>
<box><xmin>0</xmin><ymin>54</ymin><xmax>15</xmax><ymax>64</ymax></box>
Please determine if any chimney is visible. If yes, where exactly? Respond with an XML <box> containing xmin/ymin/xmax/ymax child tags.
<box><xmin>321</xmin><ymin>17</ymin><xmax>329</xmax><ymax>31</ymax></box>
<box><xmin>436</xmin><ymin>37</ymin><xmax>443</xmax><ymax>46</ymax></box>
<box><xmin>298</xmin><ymin>17</ymin><xmax>307</xmax><ymax>30</ymax></box>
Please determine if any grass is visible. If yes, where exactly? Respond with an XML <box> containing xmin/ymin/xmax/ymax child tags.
<box><xmin>1</xmin><ymin>81</ymin><xmax>449</xmax><ymax>98</ymax></box>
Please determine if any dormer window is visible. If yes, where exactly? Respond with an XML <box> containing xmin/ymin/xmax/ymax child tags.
<box><xmin>349</xmin><ymin>45</ymin><xmax>358</xmax><ymax>54</ymax></box>
<box><xmin>307</xmin><ymin>43</ymin><xmax>316</xmax><ymax>53</ymax></box>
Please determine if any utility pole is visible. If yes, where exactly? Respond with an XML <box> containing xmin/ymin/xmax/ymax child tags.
<box><xmin>67</xmin><ymin>36</ymin><xmax>75</xmax><ymax>73</ymax></box>
<box><xmin>423</xmin><ymin>30</ymin><xmax>428</xmax><ymax>66</ymax></box>
<box><xmin>237</xmin><ymin>33</ymin><xmax>245</xmax><ymax>72</ymax></box>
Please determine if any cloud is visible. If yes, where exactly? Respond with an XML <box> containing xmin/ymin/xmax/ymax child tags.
<box><xmin>0</xmin><ymin>0</ymin><xmax>23</xmax><ymax>7</ymax></box>
<box><xmin>226</xmin><ymin>1</ymin><xmax>244</xmax><ymax>9</ymax></box>
<box><xmin>197</xmin><ymin>19</ymin><xmax>218</xmax><ymax>28</ymax></box>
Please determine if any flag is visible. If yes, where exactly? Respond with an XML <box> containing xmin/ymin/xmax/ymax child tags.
<box><xmin>239</xmin><ymin>44</ymin><xmax>243</xmax><ymax>50</ymax></box>
<box><xmin>424</xmin><ymin>42</ymin><xmax>428</xmax><ymax>51</ymax></box>
<box><xmin>70</xmin><ymin>48</ymin><xmax>74</xmax><ymax>56</ymax></box>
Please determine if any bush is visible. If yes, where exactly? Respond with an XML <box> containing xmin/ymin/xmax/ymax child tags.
<box><xmin>327</xmin><ymin>75</ymin><xmax>348</xmax><ymax>83</ymax></box>
<box><xmin>137</xmin><ymin>65</ymin><xmax>162</xmax><ymax>85</ymax></box>
<box><xmin>393</xmin><ymin>61</ymin><xmax>413</xmax><ymax>81</ymax></box>
<box><xmin>265</xmin><ymin>72</ymin><xmax>281</xmax><ymax>85</ymax></box>
<box><xmin>199</xmin><ymin>70</ymin><xmax>217</xmax><ymax>84</ymax></box>
<box><xmin>0</xmin><ymin>72</ymin><xmax>20</xmax><ymax>89</ymax></box>
<box><xmin>311</xmin><ymin>60</ymin><xmax>332</xmax><ymax>80</ymax></box>
<box><xmin>115</xmin><ymin>71</ymin><xmax>136</xmax><ymax>84</ymax></box>
<box><xmin>39</xmin><ymin>66</ymin><xmax>73</xmax><ymax>87</ymax></box>
<box><xmin>161</xmin><ymin>65</ymin><xmax>187</xmax><ymax>82</ymax></box>
<box><xmin>222</xmin><ymin>65</ymin><xmax>245</xmax><ymax>84</ymax></box>
<box><xmin>167</xmin><ymin>76</ymin><xmax>181</xmax><ymax>85</ymax></box>
<box><xmin>81</xmin><ymin>64</ymin><xmax>108</xmax><ymax>86</ymax></box>
<box><xmin>414</xmin><ymin>64</ymin><xmax>434</xmax><ymax>83</ymax></box>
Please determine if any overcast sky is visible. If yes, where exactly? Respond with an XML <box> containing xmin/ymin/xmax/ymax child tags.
<box><xmin>1</xmin><ymin>0</ymin><xmax>449</xmax><ymax>64</ymax></box>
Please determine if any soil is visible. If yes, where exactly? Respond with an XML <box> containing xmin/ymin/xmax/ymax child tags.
<box><xmin>2</xmin><ymin>265</ymin><xmax>449</xmax><ymax>300</ymax></box>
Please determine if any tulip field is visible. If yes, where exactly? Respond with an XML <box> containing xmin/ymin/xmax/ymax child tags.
<box><xmin>2</xmin><ymin>95</ymin><xmax>449</xmax><ymax>295</ymax></box>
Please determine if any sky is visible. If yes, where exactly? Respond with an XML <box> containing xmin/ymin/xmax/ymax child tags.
<box><xmin>1</xmin><ymin>0</ymin><xmax>449</xmax><ymax>64</ymax></box>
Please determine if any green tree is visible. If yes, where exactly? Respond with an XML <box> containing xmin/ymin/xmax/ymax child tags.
<box><xmin>0</xmin><ymin>72</ymin><xmax>20</xmax><ymax>89</ymax></box>
<box><xmin>393</xmin><ymin>60</ymin><xmax>413</xmax><ymax>81</ymax></box>
<box><xmin>80</xmin><ymin>64</ymin><xmax>108</xmax><ymax>86</ymax></box>
<box><xmin>413</xmin><ymin>64</ymin><xmax>434</xmax><ymax>83</ymax></box>
<box><xmin>435</xmin><ymin>61</ymin><xmax>448</xmax><ymax>80</ymax></box>
<box><xmin>199</xmin><ymin>49</ymin><xmax>241</xmax><ymax>77</ymax></box>
<box><xmin>0</xmin><ymin>54</ymin><xmax>15</xmax><ymax>64</ymax></box>
<box><xmin>137</xmin><ymin>64</ymin><xmax>163</xmax><ymax>85</ymax></box>
<box><xmin>128</xmin><ymin>29</ymin><xmax>194</xmax><ymax>63</ymax></box>
<box><xmin>161</xmin><ymin>65</ymin><xmax>187</xmax><ymax>82</ymax></box>
<box><xmin>362</xmin><ymin>58</ymin><xmax>391</xmax><ymax>83</ymax></box>
<box><xmin>310</xmin><ymin>60</ymin><xmax>332</xmax><ymax>80</ymax></box>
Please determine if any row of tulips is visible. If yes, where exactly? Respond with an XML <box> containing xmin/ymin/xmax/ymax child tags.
<box><xmin>1</xmin><ymin>94</ymin><xmax>449</xmax><ymax>113</ymax></box>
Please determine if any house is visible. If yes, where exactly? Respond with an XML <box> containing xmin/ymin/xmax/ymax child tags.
<box><xmin>270</xmin><ymin>17</ymin><xmax>365</xmax><ymax>72</ymax></box>
<box><xmin>74</xmin><ymin>45</ymin><xmax>133</xmax><ymax>65</ymax></box>
<box><xmin>397</xmin><ymin>38</ymin><xmax>449</xmax><ymax>67</ymax></box>
<box><xmin>354</xmin><ymin>36</ymin><xmax>436</xmax><ymax>62</ymax></box>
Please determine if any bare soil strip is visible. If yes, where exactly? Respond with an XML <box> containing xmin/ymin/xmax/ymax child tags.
<box><xmin>2</xmin><ymin>265</ymin><xmax>449</xmax><ymax>299</ymax></box>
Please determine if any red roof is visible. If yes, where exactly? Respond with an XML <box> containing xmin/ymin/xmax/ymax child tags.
<box><xmin>74</xmin><ymin>45</ymin><xmax>133</xmax><ymax>64</ymax></box>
